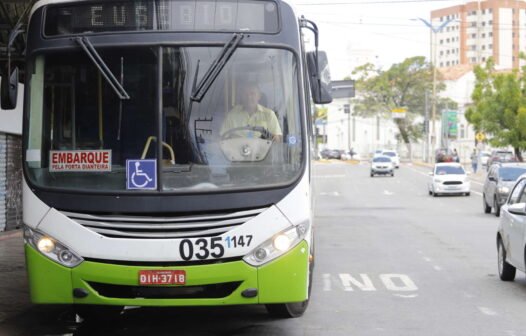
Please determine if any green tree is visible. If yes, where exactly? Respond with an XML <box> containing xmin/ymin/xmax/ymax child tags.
<box><xmin>352</xmin><ymin>56</ymin><xmax>456</xmax><ymax>155</ymax></box>
<box><xmin>465</xmin><ymin>58</ymin><xmax>526</xmax><ymax>161</ymax></box>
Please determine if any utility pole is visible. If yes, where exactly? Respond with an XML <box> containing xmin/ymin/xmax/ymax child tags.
<box><xmin>425</xmin><ymin>90</ymin><xmax>430</xmax><ymax>162</ymax></box>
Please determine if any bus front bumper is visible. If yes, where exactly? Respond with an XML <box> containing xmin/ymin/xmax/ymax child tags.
<box><xmin>25</xmin><ymin>240</ymin><xmax>309</xmax><ymax>306</ymax></box>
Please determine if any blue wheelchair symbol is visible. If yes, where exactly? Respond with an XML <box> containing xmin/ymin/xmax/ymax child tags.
<box><xmin>127</xmin><ymin>159</ymin><xmax>156</xmax><ymax>190</ymax></box>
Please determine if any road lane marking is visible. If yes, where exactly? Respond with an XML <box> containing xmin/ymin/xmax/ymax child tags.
<box><xmin>478</xmin><ymin>307</ymin><xmax>498</xmax><ymax>316</ymax></box>
<box><xmin>323</xmin><ymin>273</ymin><xmax>331</xmax><ymax>291</ymax></box>
<box><xmin>393</xmin><ymin>294</ymin><xmax>418</xmax><ymax>298</ymax></box>
<box><xmin>314</xmin><ymin>175</ymin><xmax>346</xmax><ymax>178</ymax></box>
<box><xmin>423</xmin><ymin>257</ymin><xmax>432</xmax><ymax>262</ymax></box>
<box><xmin>470</xmin><ymin>180</ymin><xmax>484</xmax><ymax>186</ymax></box>
<box><xmin>339</xmin><ymin>274</ymin><xmax>376</xmax><ymax>291</ymax></box>
<box><xmin>383</xmin><ymin>190</ymin><xmax>394</xmax><ymax>196</ymax></box>
<box><xmin>433</xmin><ymin>265</ymin><xmax>443</xmax><ymax>271</ymax></box>
<box><xmin>319</xmin><ymin>191</ymin><xmax>340</xmax><ymax>196</ymax></box>
<box><xmin>380</xmin><ymin>274</ymin><xmax>418</xmax><ymax>291</ymax></box>
<box><xmin>324</xmin><ymin>274</ymin><xmax>418</xmax><ymax>292</ymax></box>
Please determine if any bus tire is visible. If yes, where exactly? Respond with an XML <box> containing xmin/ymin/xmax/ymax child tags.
<box><xmin>266</xmin><ymin>259</ymin><xmax>313</xmax><ymax>318</ymax></box>
<box><xmin>74</xmin><ymin>304</ymin><xmax>123</xmax><ymax>321</ymax></box>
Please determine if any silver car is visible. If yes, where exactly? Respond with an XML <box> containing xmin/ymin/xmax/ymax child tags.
<box><xmin>496</xmin><ymin>176</ymin><xmax>526</xmax><ymax>281</ymax></box>
<box><xmin>370</xmin><ymin>156</ymin><xmax>394</xmax><ymax>177</ymax></box>
<box><xmin>483</xmin><ymin>163</ymin><xmax>526</xmax><ymax>216</ymax></box>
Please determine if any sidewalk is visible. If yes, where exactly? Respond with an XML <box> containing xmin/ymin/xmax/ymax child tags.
<box><xmin>0</xmin><ymin>230</ymin><xmax>31</xmax><ymax>324</ymax></box>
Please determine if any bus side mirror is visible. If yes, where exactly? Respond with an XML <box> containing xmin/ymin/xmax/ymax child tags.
<box><xmin>306</xmin><ymin>51</ymin><xmax>332</xmax><ymax>104</ymax></box>
<box><xmin>1</xmin><ymin>67</ymin><xmax>19</xmax><ymax>110</ymax></box>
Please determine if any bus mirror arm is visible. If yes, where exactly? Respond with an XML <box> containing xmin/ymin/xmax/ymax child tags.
<box><xmin>1</xmin><ymin>21</ymin><xmax>24</xmax><ymax>110</ymax></box>
<box><xmin>300</xmin><ymin>18</ymin><xmax>333</xmax><ymax>105</ymax></box>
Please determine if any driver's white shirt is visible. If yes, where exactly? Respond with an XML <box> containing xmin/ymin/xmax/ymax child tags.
<box><xmin>220</xmin><ymin>104</ymin><xmax>282</xmax><ymax>137</ymax></box>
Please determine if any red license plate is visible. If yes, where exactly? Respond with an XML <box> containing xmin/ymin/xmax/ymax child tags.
<box><xmin>138</xmin><ymin>270</ymin><xmax>186</xmax><ymax>285</ymax></box>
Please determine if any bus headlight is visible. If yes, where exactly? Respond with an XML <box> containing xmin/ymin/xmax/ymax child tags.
<box><xmin>243</xmin><ymin>223</ymin><xmax>309</xmax><ymax>266</ymax></box>
<box><xmin>24</xmin><ymin>226</ymin><xmax>83</xmax><ymax>268</ymax></box>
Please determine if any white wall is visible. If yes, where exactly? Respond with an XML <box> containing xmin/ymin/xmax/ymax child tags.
<box><xmin>0</xmin><ymin>78</ymin><xmax>23</xmax><ymax>136</ymax></box>
<box><xmin>323</xmin><ymin>97</ymin><xmax>398</xmax><ymax>157</ymax></box>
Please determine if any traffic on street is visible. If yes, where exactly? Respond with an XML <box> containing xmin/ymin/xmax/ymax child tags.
<box><xmin>1</xmin><ymin>161</ymin><xmax>525</xmax><ymax>335</ymax></box>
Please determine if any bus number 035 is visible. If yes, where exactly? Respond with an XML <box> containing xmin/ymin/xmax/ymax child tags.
<box><xmin>179</xmin><ymin>236</ymin><xmax>253</xmax><ymax>261</ymax></box>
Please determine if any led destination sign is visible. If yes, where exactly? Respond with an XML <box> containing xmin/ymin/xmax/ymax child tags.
<box><xmin>44</xmin><ymin>0</ymin><xmax>279</xmax><ymax>36</ymax></box>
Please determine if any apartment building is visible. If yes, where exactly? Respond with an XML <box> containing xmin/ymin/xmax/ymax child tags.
<box><xmin>431</xmin><ymin>0</ymin><xmax>526</xmax><ymax>70</ymax></box>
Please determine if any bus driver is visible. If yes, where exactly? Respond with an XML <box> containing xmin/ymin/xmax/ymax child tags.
<box><xmin>220</xmin><ymin>83</ymin><xmax>283</xmax><ymax>142</ymax></box>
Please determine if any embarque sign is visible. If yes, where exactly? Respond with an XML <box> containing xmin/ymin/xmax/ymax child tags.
<box><xmin>49</xmin><ymin>150</ymin><xmax>112</xmax><ymax>172</ymax></box>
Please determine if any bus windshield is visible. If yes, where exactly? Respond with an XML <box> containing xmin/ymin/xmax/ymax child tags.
<box><xmin>25</xmin><ymin>46</ymin><xmax>302</xmax><ymax>193</ymax></box>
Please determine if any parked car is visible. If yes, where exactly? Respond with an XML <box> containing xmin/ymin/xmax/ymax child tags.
<box><xmin>319</xmin><ymin>148</ymin><xmax>331</xmax><ymax>159</ymax></box>
<box><xmin>428</xmin><ymin>163</ymin><xmax>470</xmax><ymax>196</ymax></box>
<box><xmin>483</xmin><ymin>163</ymin><xmax>526</xmax><ymax>216</ymax></box>
<box><xmin>372</xmin><ymin>149</ymin><xmax>383</xmax><ymax>158</ymax></box>
<box><xmin>327</xmin><ymin>149</ymin><xmax>344</xmax><ymax>159</ymax></box>
<box><xmin>496</xmin><ymin>175</ymin><xmax>526</xmax><ymax>281</ymax></box>
<box><xmin>435</xmin><ymin>148</ymin><xmax>455</xmax><ymax>163</ymax></box>
<box><xmin>381</xmin><ymin>150</ymin><xmax>400</xmax><ymax>168</ymax></box>
<box><xmin>370</xmin><ymin>156</ymin><xmax>394</xmax><ymax>177</ymax></box>
<box><xmin>479</xmin><ymin>151</ymin><xmax>491</xmax><ymax>168</ymax></box>
<box><xmin>487</xmin><ymin>150</ymin><xmax>516</xmax><ymax>170</ymax></box>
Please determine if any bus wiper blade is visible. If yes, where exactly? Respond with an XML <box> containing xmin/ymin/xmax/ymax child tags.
<box><xmin>75</xmin><ymin>36</ymin><xmax>130</xmax><ymax>100</ymax></box>
<box><xmin>191</xmin><ymin>33</ymin><xmax>244</xmax><ymax>102</ymax></box>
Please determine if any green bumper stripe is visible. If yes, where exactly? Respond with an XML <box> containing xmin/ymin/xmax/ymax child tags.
<box><xmin>25</xmin><ymin>241</ymin><xmax>309</xmax><ymax>306</ymax></box>
<box><xmin>258</xmin><ymin>240</ymin><xmax>309</xmax><ymax>303</ymax></box>
<box><xmin>25</xmin><ymin>245</ymin><xmax>73</xmax><ymax>303</ymax></box>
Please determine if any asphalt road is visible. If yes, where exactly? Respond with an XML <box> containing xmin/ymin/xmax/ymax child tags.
<box><xmin>0</xmin><ymin>161</ymin><xmax>525</xmax><ymax>335</ymax></box>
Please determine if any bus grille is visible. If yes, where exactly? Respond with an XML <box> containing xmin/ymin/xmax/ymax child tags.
<box><xmin>88</xmin><ymin>281</ymin><xmax>242</xmax><ymax>299</ymax></box>
<box><xmin>60</xmin><ymin>208</ymin><xmax>267</xmax><ymax>239</ymax></box>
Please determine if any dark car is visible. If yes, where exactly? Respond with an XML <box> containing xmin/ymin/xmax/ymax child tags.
<box><xmin>327</xmin><ymin>149</ymin><xmax>344</xmax><ymax>159</ymax></box>
<box><xmin>320</xmin><ymin>148</ymin><xmax>331</xmax><ymax>159</ymax></box>
<box><xmin>486</xmin><ymin>150</ymin><xmax>516</xmax><ymax>170</ymax></box>
<box><xmin>483</xmin><ymin>162</ymin><xmax>526</xmax><ymax>216</ymax></box>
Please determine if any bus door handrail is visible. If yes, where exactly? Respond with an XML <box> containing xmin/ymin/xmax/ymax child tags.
<box><xmin>141</xmin><ymin>136</ymin><xmax>175</xmax><ymax>163</ymax></box>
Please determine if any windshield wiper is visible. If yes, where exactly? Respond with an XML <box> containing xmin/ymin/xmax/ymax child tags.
<box><xmin>74</xmin><ymin>36</ymin><xmax>130</xmax><ymax>100</ymax></box>
<box><xmin>190</xmin><ymin>33</ymin><xmax>244</xmax><ymax>102</ymax></box>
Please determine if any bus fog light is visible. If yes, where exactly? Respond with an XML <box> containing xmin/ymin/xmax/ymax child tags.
<box><xmin>254</xmin><ymin>248</ymin><xmax>268</xmax><ymax>261</ymax></box>
<box><xmin>24</xmin><ymin>226</ymin><xmax>83</xmax><ymax>268</ymax></box>
<box><xmin>37</xmin><ymin>237</ymin><xmax>55</xmax><ymax>253</ymax></box>
<box><xmin>59</xmin><ymin>250</ymin><xmax>73</xmax><ymax>263</ymax></box>
<box><xmin>243</xmin><ymin>222</ymin><xmax>310</xmax><ymax>266</ymax></box>
<box><xmin>273</xmin><ymin>234</ymin><xmax>291</xmax><ymax>251</ymax></box>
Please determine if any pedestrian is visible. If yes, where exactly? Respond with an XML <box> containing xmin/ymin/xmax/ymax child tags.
<box><xmin>470</xmin><ymin>149</ymin><xmax>478</xmax><ymax>173</ymax></box>
<box><xmin>452</xmin><ymin>148</ymin><xmax>459</xmax><ymax>162</ymax></box>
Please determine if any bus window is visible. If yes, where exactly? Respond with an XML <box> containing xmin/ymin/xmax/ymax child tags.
<box><xmin>26</xmin><ymin>48</ymin><xmax>158</xmax><ymax>190</ymax></box>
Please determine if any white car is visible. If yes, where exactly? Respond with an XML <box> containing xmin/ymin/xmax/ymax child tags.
<box><xmin>496</xmin><ymin>175</ymin><xmax>526</xmax><ymax>281</ymax></box>
<box><xmin>372</xmin><ymin>149</ymin><xmax>384</xmax><ymax>158</ymax></box>
<box><xmin>381</xmin><ymin>150</ymin><xmax>400</xmax><ymax>168</ymax></box>
<box><xmin>479</xmin><ymin>151</ymin><xmax>490</xmax><ymax>168</ymax></box>
<box><xmin>370</xmin><ymin>156</ymin><xmax>394</xmax><ymax>177</ymax></box>
<box><xmin>428</xmin><ymin>163</ymin><xmax>470</xmax><ymax>196</ymax></box>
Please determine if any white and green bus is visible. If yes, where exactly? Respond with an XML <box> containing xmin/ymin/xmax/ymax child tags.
<box><xmin>2</xmin><ymin>0</ymin><xmax>332</xmax><ymax>318</ymax></box>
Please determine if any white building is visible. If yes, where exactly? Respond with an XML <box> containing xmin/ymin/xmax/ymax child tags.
<box><xmin>431</xmin><ymin>0</ymin><xmax>526</xmax><ymax>70</ymax></box>
<box><xmin>0</xmin><ymin>79</ymin><xmax>23</xmax><ymax>232</ymax></box>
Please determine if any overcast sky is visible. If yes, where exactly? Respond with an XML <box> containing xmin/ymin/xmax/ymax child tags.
<box><xmin>287</xmin><ymin>0</ymin><xmax>467</xmax><ymax>80</ymax></box>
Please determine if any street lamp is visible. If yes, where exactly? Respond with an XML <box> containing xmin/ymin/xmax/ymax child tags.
<box><xmin>412</xmin><ymin>17</ymin><xmax>459</xmax><ymax>161</ymax></box>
